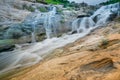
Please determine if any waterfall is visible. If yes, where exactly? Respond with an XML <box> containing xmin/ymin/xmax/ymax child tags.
<box><xmin>72</xmin><ymin>17</ymin><xmax>95</xmax><ymax>33</ymax></box>
<box><xmin>31</xmin><ymin>22</ymin><xmax>36</xmax><ymax>43</ymax></box>
<box><xmin>44</xmin><ymin>6</ymin><xmax>57</xmax><ymax>38</ymax></box>
<box><xmin>72</xmin><ymin>3</ymin><xmax>119</xmax><ymax>33</ymax></box>
<box><xmin>30</xmin><ymin>13</ymin><xmax>42</xmax><ymax>43</ymax></box>
<box><xmin>0</xmin><ymin>3</ymin><xmax>120</xmax><ymax>74</ymax></box>
<box><xmin>31</xmin><ymin>32</ymin><xmax>36</xmax><ymax>43</ymax></box>
<box><xmin>28</xmin><ymin>6</ymin><xmax>58</xmax><ymax>39</ymax></box>
<box><xmin>91</xmin><ymin>3</ymin><xmax>119</xmax><ymax>26</ymax></box>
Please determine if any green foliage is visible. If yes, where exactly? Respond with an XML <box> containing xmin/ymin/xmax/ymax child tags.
<box><xmin>38</xmin><ymin>7</ymin><xmax>48</xmax><ymax>12</ymax></box>
<box><xmin>114</xmin><ymin>17</ymin><xmax>120</xmax><ymax>22</ymax></box>
<box><xmin>101</xmin><ymin>39</ymin><xmax>109</xmax><ymax>46</ymax></box>
<box><xmin>60</xmin><ymin>20</ymin><xmax>65</xmax><ymax>23</ymax></box>
<box><xmin>23</xmin><ymin>4</ymin><xmax>35</xmax><ymax>12</ymax></box>
<box><xmin>57</xmin><ymin>9</ymin><xmax>63</xmax><ymax>14</ymax></box>
<box><xmin>100</xmin><ymin>0</ymin><xmax>120</xmax><ymax>5</ymax></box>
<box><xmin>99</xmin><ymin>39</ymin><xmax>109</xmax><ymax>49</ymax></box>
<box><xmin>36</xmin><ymin>0</ymin><xmax>70</xmax><ymax>7</ymax></box>
<box><xmin>46</xmin><ymin>0</ymin><xmax>69</xmax><ymax>4</ymax></box>
<box><xmin>28</xmin><ymin>6</ymin><xmax>35</xmax><ymax>12</ymax></box>
<box><xmin>0</xmin><ymin>39</ymin><xmax>14</xmax><ymax>45</ymax></box>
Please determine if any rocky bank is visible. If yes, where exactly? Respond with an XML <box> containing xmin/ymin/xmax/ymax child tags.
<box><xmin>0</xmin><ymin>0</ymin><xmax>95</xmax><ymax>52</ymax></box>
<box><xmin>3</xmin><ymin>18</ymin><xmax>119</xmax><ymax>80</ymax></box>
<box><xmin>0</xmin><ymin>1</ymin><xmax>120</xmax><ymax>80</ymax></box>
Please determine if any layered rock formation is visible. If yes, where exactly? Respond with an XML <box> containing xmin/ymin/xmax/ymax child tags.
<box><xmin>5</xmin><ymin>19</ymin><xmax>120</xmax><ymax>80</ymax></box>
<box><xmin>0</xmin><ymin>1</ymin><xmax>120</xmax><ymax>80</ymax></box>
<box><xmin>0</xmin><ymin>0</ymin><xmax>95</xmax><ymax>53</ymax></box>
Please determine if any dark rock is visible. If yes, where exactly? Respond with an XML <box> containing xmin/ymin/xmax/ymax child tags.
<box><xmin>4</xmin><ymin>24</ymin><xmax>25</xmax><ymax>39</ymax></box>
<box><xmin>108</xmin><ymin>13</ymin><xmax>117</xmax><ymax>21</ymax></box>
<box><xmin>36</xmin><ymin>1</ymin><xmax>48</xmax><ymax>5</ymax></box>
<box><xmin>77</xmin><ymin>15</ymin><xmax>90</xmax><ymax>18</ymax></box>
<box><xmin>81</xmin><ymin>58</ymin><xmax>115</xmax><ymax>72</ymax></box>
<box><xmin>71</xmin><ymin>31</ymin><xmax>77</xmax><ymax>34</ymax></box>
<box><xmin>0</xmin><ymin>45</ymin><xmax>15</xmax><ymax>52</ymax></box>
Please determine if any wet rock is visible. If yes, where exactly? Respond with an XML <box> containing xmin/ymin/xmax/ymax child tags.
<box><xmin>77</xmin><ymin>15</ymin><xmax>90</xmax><ymax>18</ymax></box>
<box><xmin>108</xmin><ymin>13</ymin><xmax>117</xmax><ymax>21</ymax></box>
<box><xmin>0</xmin><ymin>39</ymin><xmax>15</xmax><ymax>52</ymax></box>
<box><xmin>4</xmin><ymin>24</ymin><xmax>26</xmax><ymax>39</ymax></box>
<box><xmin>0</xmin><ymin>45</ymin><xmax>15</xmax><ymax>52</ymax></box>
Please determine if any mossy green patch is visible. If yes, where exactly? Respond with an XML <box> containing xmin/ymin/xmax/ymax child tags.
<box><xmin>0</xmin><ymin>39</ymin><xmax>15</xmax><ymax>45</ymax></box>
<box><xmin>38</xmin><ymin>7</ymin><xmax>48</xmax><ymax>12</ymax></box>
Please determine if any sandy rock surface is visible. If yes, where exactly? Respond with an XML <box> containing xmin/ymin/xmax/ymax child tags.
<box><xmin>8</xmin><ymin>22</ymin><xmax>120</xmax><ymax>80</ymax></box>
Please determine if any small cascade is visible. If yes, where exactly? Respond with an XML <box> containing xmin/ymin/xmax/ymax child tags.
<box><xmin>77</xmin><ymin>17</ymin><xmax>95</xmax><ymax>33</ymax></box>
<box><xmin>30</xmin><ymin>13</ymin><xmax>42</xmax><ymax>43</ymax></box>
<box><xmin>24</xmin><ymin>6</ymin><xmax>58</xmax><ymax>39</ymax></box>
<box><xmin>72</xmin><ymin>3</ymin><xmax>119</xmax><ymax>33</ymax></box>
<box><xmin>31</xmin><ymin>22</ymin><xmax>37</xmax><ymax>43</ymax></box>
<box><xmin>71</xmin><ymin>18</ymin><xmax>80</xmax><ymax>33</ymax></box>
<box><xmin>44</xmin><ymin>6</ymin><xmax>57</xmax><ymax>38</ymax></box>
<box><xmin>91</xmin><ymin>3</ymin><xmax>119</xmax><ymax>26</ymax></box>
<box><xmin>72</xmin><ymin>17</ymin><xmax>95</xmax><ymax>33</ymax></box>
<box><xmin>31</xmin><ymin>32</ymin><xmax>36</xmax><ymax>43</ymax></box>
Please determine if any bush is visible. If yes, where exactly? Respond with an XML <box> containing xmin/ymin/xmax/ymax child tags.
<box><xmin>101</xmin><ymin>39</ymin><xmax>109</xmax><ymax>46</ymax></box>
<box><xmin>38</xmin><ymin>7</ymin><xmax>48</xmax><ymax>12</ymax></box>
<box><xmin>100</xmin><ymin>0</ymin><xmax>120</xmax><ymax>5</ymax></box>
<box><xmin>28</xmin><ymin>6</ymin><xmax>35</xmax><ymax>12</ymax></box>
<box><xmin>23</xmin><ymin>4</ymin><xmax>35</xmax><ymax>12</ymax></box>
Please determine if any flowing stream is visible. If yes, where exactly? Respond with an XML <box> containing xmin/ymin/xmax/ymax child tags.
<box><xmin>0</xmin><ymin>3</ymin><xmax>119</xmax><ymax>74</ymax></box>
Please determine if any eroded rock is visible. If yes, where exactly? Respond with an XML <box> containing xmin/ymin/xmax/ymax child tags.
<box><xmin>81</xmin><ymin>58</ymin><xmax>115</xmax><ymax>72</ymax></box>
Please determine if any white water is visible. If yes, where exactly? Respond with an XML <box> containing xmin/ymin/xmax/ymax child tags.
<box><xmin>44</xmin><ymin>7</ymin><xmax>57</xmax><ymax>38</ymax></box>
<box><xmin>72</xmin><ymin>17</ymin><xmax>95</xmax><ymax>33</ymax></box>
<box><xmin>0</xmin><ymin>29</ymin><xmax>93</xmax><ymax>74</ymax></box>
<box><xmin>30</xmin><ymin>6</ymin><xmax>58</xmax><ymax>40</ymax></box>
<box><xmin>31</xmin><ymin>22</ymin><xmax>37</xmax><ymax>43</ymax></box>
<box><xmin>31</xmin><ymin>32</ymin><xmax>36</xmax><ymax>43</ymax></box>
<box><xmin>72</xmin><ymin>3</ymin><xmax>119</xmax><ymax>33</ymax></box>
<box><xmin>0</xmin><ymin>3</ymin><xmax>120</xmax><ymax>74</ymax></box>
<box><xmin>91</xmin><ymin>3</ymin><xmax>119</xmax><ymax>26</ymax></box>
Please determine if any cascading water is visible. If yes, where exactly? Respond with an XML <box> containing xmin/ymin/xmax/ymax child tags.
<box><xmin>71</xmin><ymin>17</ymin><xmax>95</xmax><ymax>33</ymax></box>
<box><xmin>0</xmin><ymin>3</ymin><xmax>120</xmax><ymax>74</ymax></box>
<box><xmin>44</xmin><ymin>6</ymin><xmax>57</xmax><ymax>38</ymax></box>
<box><xmin>72</xmin><ymin>3</ymin><xmax>119</xmax><ymax>33</ymax></box>
<box><xmin>91</xmin><ymin>3</ymin><xmax>119</xmax><ymax>26</ymax></box>
<box><xmin>31</xmin><ymin>22</ymin><xmax>37</xmax><ymax>43</ymax></box>
<box><xmin>26</xmin><ymin>6</ymin><xmax>58</xmax><ymax>40</ymax></box>
<box><xmin>31</xmin><ymin>13</ymin><xmax>42</xmax><ymax>43</ymax></box>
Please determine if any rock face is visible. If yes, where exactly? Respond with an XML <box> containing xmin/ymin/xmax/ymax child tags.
<box><xmin>0</xmin><ymin>0</ymin><xmax>98</xmax><ymax>45</ymax></box>
<box><xmin>0</xmin><ymin>2</ymin><xmax>120</xmax><ymax>80</ymax></box>
<box><xmin>0</xmin><ymin>45</ymin><xmax>15</xmax><ymax>52</ymax></box>
<box><xmin>81</xmin><ymin>58</ymin><xmax>114</xmax><ymax>72</ymax></box>
<box><xmin>0</xmin><ymin>0</ymin><xmax>49</xmax><ymax>40</ymax></box>
<box><xmin>0</xmin><ymin>0</ymin><xmax>98</xmax><ymax>41</ymax></box>
<box><xmin>7</xmin><ymin>21</ymin><xmax>120</xmax><ymax>80</ymax></box>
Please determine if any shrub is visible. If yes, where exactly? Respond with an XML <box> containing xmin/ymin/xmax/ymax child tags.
<box><xmin>101</xmin><ymin>39</ymin><xmax>109</xmax><ymax>46</ymax></box>
<box><xmin>38</xmin><ymin>7</ymin><xmax>48</xmax><ymax>12</ymax></box>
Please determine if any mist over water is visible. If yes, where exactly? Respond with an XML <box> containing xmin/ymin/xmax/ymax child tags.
<box><xmin>68</xmin><ymin>0</ymin><xmax>108</xmax><ymax>5</ymax></box>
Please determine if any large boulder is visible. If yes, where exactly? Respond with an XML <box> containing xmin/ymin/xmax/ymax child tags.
<box><xmin>4</xmin><ymin>24</ymin><xmax>27</xmax><ymax>39</ymax></box>
<box><xmin>0</xmin><ymin>39</ymin><xmax>15</xmax><ymax>52</ymax></box>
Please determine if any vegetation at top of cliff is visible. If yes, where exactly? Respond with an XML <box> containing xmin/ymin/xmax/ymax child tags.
<box><xmin>36</xmin><ymin>0</ymin><xmax>87</xmax><ymax>8</ymax></box>
<box><xmin>100</xmin><ymin>0</ymin><xmax>120</xmax><ymax>5</ymax></box>
<box><xmin>36</xmin><ymin>0</ymin><xmax>96</xmax><ymax>9</ymax></box>
<box><xmin>36</xmin><ymin>0</ymin><xmax>69</xmax><ymax>6</ymax></box>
